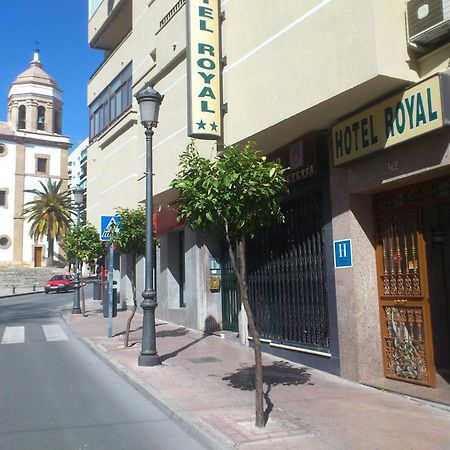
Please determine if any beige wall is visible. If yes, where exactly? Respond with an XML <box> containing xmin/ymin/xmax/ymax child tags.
<box><xmin>88</xmin><ymin>0</ymin><xmax>424</xmax><ymax>225</ymax></box>
<box><xmin>222</xmin><ymin>0</ymin><xmax>417</xmax><ymax>148</ymax></box>
<box><xmin>87</xmin><ymin>110</ymin><xmax>141</xmax><ymax>229</ymax></box>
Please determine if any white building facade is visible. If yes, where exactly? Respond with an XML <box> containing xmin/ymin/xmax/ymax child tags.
<box><xmin>0</xmin><ymin>53</ymin><xmax>71</xmax><ymax>267</ymax></box>
<box><xmin>68</xmin><ymin>138</ymin><xmax>88</xmax><ymax>222</ymax></box>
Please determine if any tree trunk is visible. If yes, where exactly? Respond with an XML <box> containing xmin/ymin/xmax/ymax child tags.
<box><xmin>47</xmin><ymin>235</ymin><xmax>55</xmax><ymax>267</ymax></box>
<box><xmin>124</xmin><ymin>254</ymin><xmax>137</xmax><ymax>348</ymax></box>
<box><xmin>224</xmin><ymin>223</ymin><xmax>265</xmax><ymax>428</ymax></box>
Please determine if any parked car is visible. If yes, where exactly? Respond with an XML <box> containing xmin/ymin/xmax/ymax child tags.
<box><xmin>44</xmin><ymin>274</ymin><xmax>76</xmax><ymax>294</ymax></box>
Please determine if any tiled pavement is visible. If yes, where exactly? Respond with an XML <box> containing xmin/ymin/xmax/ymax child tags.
<box><xmin>62</xmin><ymin>299</ymin><xmax>450</xmax><ymax>450</ymax></box>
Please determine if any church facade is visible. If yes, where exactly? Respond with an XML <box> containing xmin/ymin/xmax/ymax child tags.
<box><xmin>0</xmin><ymin>52</ymin><xmax>71</xmax><ymax>267</ymax></box>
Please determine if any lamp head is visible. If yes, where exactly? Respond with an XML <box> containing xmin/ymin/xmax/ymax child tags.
<box><xmin>73</xmin><ymin>185</ymin><xmax>84</xmax><ymax>206</ymax></box>
<box><xmin>135</xmin><ymin>82</ymin><xmax>163</xmax><ymax>128</ymax></box>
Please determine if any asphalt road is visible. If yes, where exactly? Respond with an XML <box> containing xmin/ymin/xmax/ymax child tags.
<box><xmin>0</xmin><ymin>289</ymin><xmax>204</xmax><ymax>450</ymax></box>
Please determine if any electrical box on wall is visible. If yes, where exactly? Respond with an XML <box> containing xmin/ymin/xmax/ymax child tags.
<box><xmin>407</xmin><ymin>0</ymin><xmax>450</xmax><ymax>47</ymax></box>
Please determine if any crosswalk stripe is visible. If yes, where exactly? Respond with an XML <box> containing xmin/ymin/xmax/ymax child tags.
<box><xmin>1</xmin><ymin>326</ymin><xmax>25</xmax><ymax>344</ymax></box>
<box><xmin>42</xmin><ymin>324</ymin><xmax>69</xmax><ymax>342</ymax></box>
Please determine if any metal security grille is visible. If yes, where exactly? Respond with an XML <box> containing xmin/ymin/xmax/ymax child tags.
<box><xmin>221</xmin><ymin>252</ymin><xmax>240</xmax><ymax>332</ymax></box>
<box><xmin>247</xmin><ymin>191</ymin><xmax>329</xmax><ymax>351</ymax></box>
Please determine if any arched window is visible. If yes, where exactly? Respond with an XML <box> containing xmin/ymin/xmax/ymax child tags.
<box><xmin>53</xmin><ymin>110</ymin><xmax>61</xmax><ymax>134</ymax></box>
<box><xmin>18</xmin><ymin>105</ymin><xmax>26</xmax><ymax>129</ymax></box>
<box><xmin>37</xmin><ymin>106</ymin><xmax>46</xmax><ymax>131</ymax></box>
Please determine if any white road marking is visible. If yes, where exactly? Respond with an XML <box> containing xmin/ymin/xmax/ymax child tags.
<box><xmin>1</xmin><ymin>326</ymin><xmax>25</xmax><ymax>344</ymax></box>
<box><xmin>42</xmin><ymin>324</ymin><xmax>69</xmax><ymax>342</ymax></box>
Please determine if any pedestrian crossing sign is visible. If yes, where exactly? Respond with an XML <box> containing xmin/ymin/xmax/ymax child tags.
<box><xmin>100</xmin><ymin>215</ymin><xmax>120</xmax><ymax>241</ymax></box>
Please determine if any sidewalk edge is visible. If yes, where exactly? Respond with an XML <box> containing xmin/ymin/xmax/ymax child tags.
<box><xmin>62</xmin><ymin>313</ymin><xmax>236</xmax><ymax>450</ymax></box>
<box><xmin>0</xmin><ymin>290</ymin><xmax>45</xmax><ymax>299</ymax></box>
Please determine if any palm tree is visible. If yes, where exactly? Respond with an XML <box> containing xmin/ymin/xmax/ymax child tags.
<box><xmin>22</xmin><ymin>179</ymin><xmax>75</xmax><ymax>267</ymax></box>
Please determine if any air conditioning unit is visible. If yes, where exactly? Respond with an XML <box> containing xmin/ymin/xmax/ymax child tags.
<box><xmin>407</xmin><ymin>0</ymin><xmax>450</xmax><ymax>46</ymax></box>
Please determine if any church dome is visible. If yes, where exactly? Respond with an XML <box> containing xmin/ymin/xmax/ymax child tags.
<box><xmin>9</xmin><ymin>52</ymin><xmax>61</xmax><ymax>94</ymax></box>
<box><xmin>7</xmin><ymin>52</ymin><xmax>63</xmax><ymax>134</ymax></box>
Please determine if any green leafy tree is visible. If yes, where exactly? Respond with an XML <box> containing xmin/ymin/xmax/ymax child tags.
<box><xmin>62</xmin><ymin>223</ymin><xmax>104</xmax><ymax>315</ymax></box>
<box><xmin>171</xmin><ymin>141</ymin><xmax>287</xmax><ymax>428</ymax></box>
<box><xmin>22</xmin><ymin>178</ymin><xmax>74</xmax><ymax>267</ymax></box>
<box><xmin>62</xmin><ymin>223</ymin><xmax>104</xmax><ymax>266</ymax></box>
<box><xmin>111</xmin><ymin>207</ymin><xmax>147</xmax><ymax>347</ymax></box>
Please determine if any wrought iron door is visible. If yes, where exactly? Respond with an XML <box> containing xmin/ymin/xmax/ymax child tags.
<box><xmin>247</xmin><ymin>191</ymin><xmax>329</xmax><ymax>351</ymax></box>
<box><xmin>376</xmin><ymin>208</ymin><xmax>436</xmax><ymax>387</ymax></box>
<box><xmin>221</xmin><ymin>251</ymin><xmax>239</xmax><ymax>332</ymax></box>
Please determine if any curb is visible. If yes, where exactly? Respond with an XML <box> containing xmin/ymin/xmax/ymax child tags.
<box><xmin>0</xmin><ymin>290</ymin><xmax>45</xmax><ymax>299</ymax></box>
<box><xmin>61</xmin><ymin>312</ymin><xmax>236</xmax><ymax>450</ymax></box>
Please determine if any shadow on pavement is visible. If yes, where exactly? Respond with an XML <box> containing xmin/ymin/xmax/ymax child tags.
<box><xmin>160</xmin><ymin>333</ymin><xmax>208</xmax><ymax>363</ymax></box>
<box><xmin>156</xmin><ymin>327</ymin><xmax>189</xmax><ymax>338</ymax></box>
<box><xmin>158</xmin><ymin>318</ymin><xmax>219</xmax><ymax>362</ymax></box>
<box><xmin>113</xmin><ymin>326</ymin><xmax>143</xmax><ymax>337</ymax></box>
<box><xmin>222</xmin><ymin>361</ymin><xmax>312</xmax><ymax>425</ymax></box>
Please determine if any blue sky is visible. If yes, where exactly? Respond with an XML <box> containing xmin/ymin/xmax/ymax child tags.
<box><xmin>0</xmin><ymin>1</ymin><xmax>103</xmax><ymax>150</ymax></box>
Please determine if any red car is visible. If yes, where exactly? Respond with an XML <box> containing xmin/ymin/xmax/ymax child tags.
<box><xmin>44</xmin><ymin>274</ymin><xmax>76</xmax><ymax>294</ymax></box>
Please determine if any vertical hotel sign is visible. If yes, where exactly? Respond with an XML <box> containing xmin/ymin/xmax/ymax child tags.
<box><xmin>187</xmin><ymin>0</ymin><xmax>222</xmax><ymax>140</ymax></box>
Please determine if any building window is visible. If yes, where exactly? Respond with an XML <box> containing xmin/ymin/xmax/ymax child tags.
<box><xmin>89</xmin><ymin>63</ymin><xmax>132</xmax><ymax>139</ymax></box>
<box><xmin>53</xmin><ymin>110</ymin><xmax>61</xmax><ymax>134</ymax></box>
<box><xmin>167</xmin><ymin>230</ymin><xmax>186</xmax><ymax>308</ymax></box>
<box><xmin>0</xmin><ymin>235</ymin><xmax>11</xmax><ymax>249</ymax></box>
<box><xmin>37</xmin><ymin>106</ymin><xmax>46</xmax><ymax>130</ymax></box>
<box><xmin>18</xmin><ymin>105</ymin><xmax>26</xmax><ymax>129</ymax></box>
<box><xmin>36</xmin><ymin>155</ymin><xmax>49</xmax><ymax>175</ymax></box>
<box><xmin>0</xmin><ymin>144</ymin><xmax>7</xmax><ymax>157</ymax></box>
<box><xmin>0</xmin><ymin>189</ymin><xmax>8</xmax><ymax>208</ymax></box>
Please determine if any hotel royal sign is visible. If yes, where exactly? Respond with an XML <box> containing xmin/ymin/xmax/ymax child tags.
<box><xmin>187</xmin><ymin>0</ymin><xmax>222</xmax><ymax>140</ymax></box>
<box><xmin>332</xmin><ymin>73</ymin><xmax>450</xmax><ymax>166</ymax></box>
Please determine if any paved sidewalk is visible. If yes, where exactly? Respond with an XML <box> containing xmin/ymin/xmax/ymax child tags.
<box><xmin>64</xmin><ymin>299</ymin><xmax>450</xmax><ymax>450</ymax></box>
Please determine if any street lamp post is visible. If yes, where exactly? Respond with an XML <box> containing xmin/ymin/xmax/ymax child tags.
<box><xmin>71</xmin><ymin>185</ymin><xmax>84</xmax><ymax>315</ymax></box>
<box><xmin>135</xmin><ymin>82</ymin><xmax>163</xmax><ymax>366</ymax></box>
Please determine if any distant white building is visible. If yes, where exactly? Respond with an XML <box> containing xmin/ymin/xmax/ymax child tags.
<box><xmin>68</xmin><ymin>138</ymin><xmax>88</xmax><ymax>222</ymax></box>
<box><xmin>0</xmin><ymin>52</ymin><xmax>71</xmax><ymax>267</ymax></box>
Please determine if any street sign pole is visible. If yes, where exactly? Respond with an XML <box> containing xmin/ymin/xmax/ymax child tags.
<box><xmin>100</xmin><ymin>215</ymin><xmax>120</xmax><ymax>339</ymax></box>
<box><xmin>108</xmin><ymin>242</ymin><xmax>114</xmax><ymax>338</ymax></box>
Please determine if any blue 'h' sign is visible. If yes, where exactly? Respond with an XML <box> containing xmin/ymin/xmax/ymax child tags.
<box><xmin>334</xmin><ymin>239</ymin><xmax>352</xmax><ymax>268</ymax></box>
